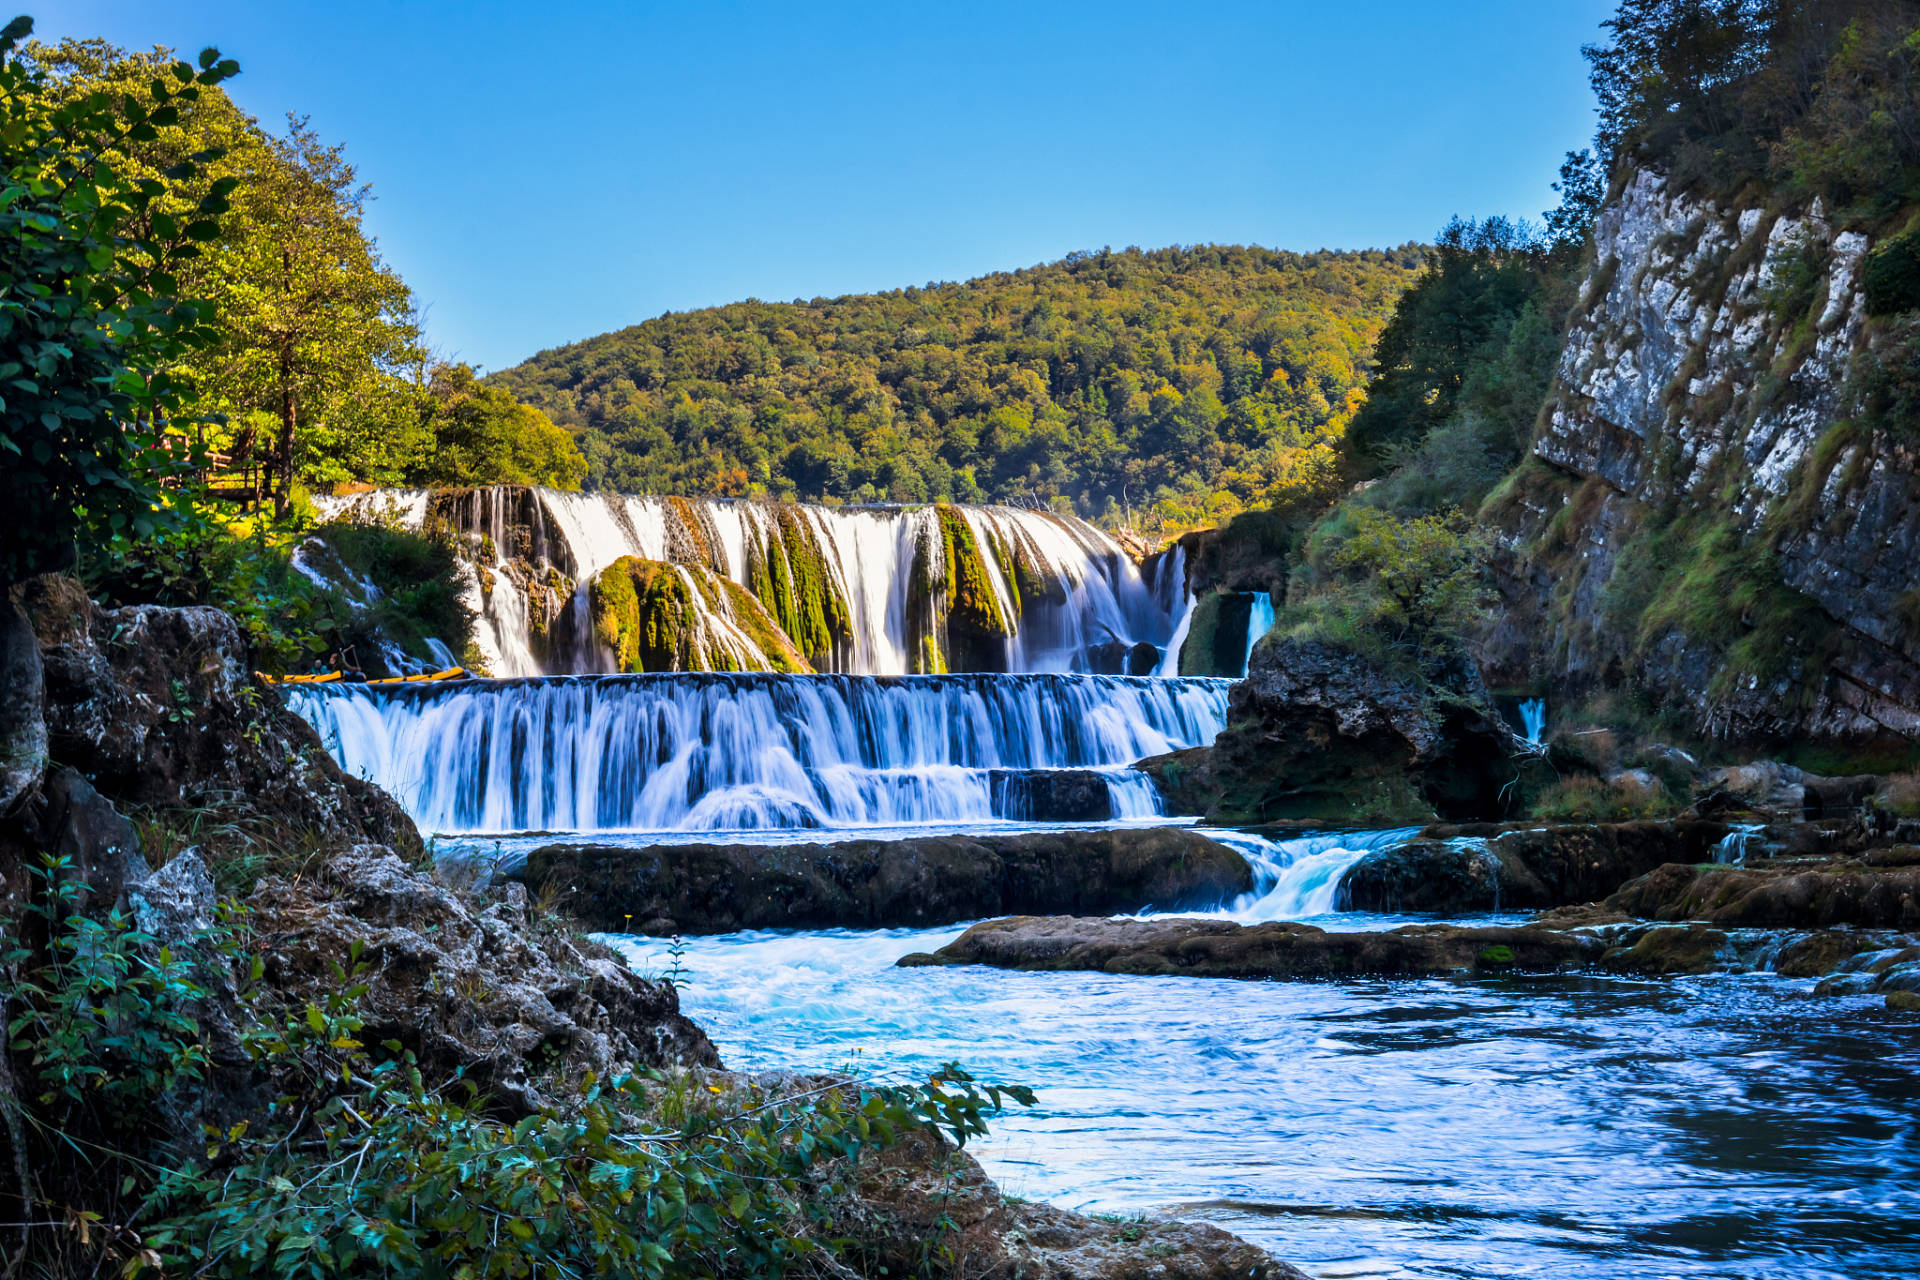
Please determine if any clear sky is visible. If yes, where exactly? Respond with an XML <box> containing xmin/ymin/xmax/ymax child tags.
<box><xmin>41</xmin><ymin>1</ymin><xmax>1615</xmax><ymax>373</ymax></box>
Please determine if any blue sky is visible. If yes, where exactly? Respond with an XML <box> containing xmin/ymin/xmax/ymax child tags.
<box><xmin>42</xmin><ymin>1</ymin><xmax>1615</xmax><ymax>373</ymax></box>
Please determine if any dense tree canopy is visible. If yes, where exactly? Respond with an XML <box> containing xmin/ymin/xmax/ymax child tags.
<box><xmin>0</xmin><ymin>21</ymin><xmax>236</xmax><ymax>585</ymax></box>
<box><xmin>28</xmin><ymin>38</ymin><xmax>579</xmax><ymax>506</ymax></box>
<box><xmin>1588</xmin><ymin>0</ymin><xmax>1920</xmax><ymax>213</ymax></box>
<box><xmin>492</xmin><ymin>245</ymin><xmax>1423</xmax><ymax>532</ymax></box>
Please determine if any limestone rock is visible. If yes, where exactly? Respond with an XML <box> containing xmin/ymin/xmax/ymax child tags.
<box><xmin>250</xmin><ymin>844</ymin><xmax>719</xmax><ymax>1114</ymax></box>
<box><xmin>26</xmin><ymin>581</ymin><xmax>419</xmax><ymax>857</ymax></box>
<box><xmin>1141</xmin><ymin>637</ymin><xmax>1517</xmax><ymax>823</ymax></box>
<box><xmin>903</xmin><ymin>914</ymin><xmax>1605</xmax><ymax>978</ymax></box>
<box><xmin>1340</xmin><ymin>819</ymin><xmax>1730</xmax><ymax>913</ymax></box>
<box><xmin>513</xmin><ymin>827</ymin><xmax>1253</xmax><ymax>935</ymax></box>
<box><xmin>833</xmin><ymin>1130</ymin><xmax>1307</xmax><ymax>1280</ymax></box>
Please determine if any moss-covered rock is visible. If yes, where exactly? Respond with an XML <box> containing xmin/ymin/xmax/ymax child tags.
<box><xmin>591</xmin><ymin>556</ymin><xmax>809</xmax><ymax>674</ymax></box>
<box><xmin>744</xmin><ymin>505</ymin><xmax>854</xmax><ymax>670</ymax></box>
<box><xmin>1141</xmin><ymin>635</ymin><xmax>1515</xmax><ymax>824</ymax></box>
<box><xmin>937</xmin><ymin>506</ymin><xmax>1012</xmax><ymax>672</ymax></box>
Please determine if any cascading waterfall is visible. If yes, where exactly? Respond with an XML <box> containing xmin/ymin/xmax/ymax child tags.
<box><xmin>318</xmin><ymin>487</ymin><xmax>1183</xmax><ymax>679</ymax></box>
<box><xmin>1238</xmin><ymin>591</ymin><xmax>1275</xmax><ymax>677</ymax></box>
<box><xmin>290</xmin><ymin>672</ymin><xmax>1231</xmax><ymax>835</ymax></box>
<box><xmin>1209</xmin><ymin>828</ymin><xmax>1424</xmax><ymax>920</ymax></box>
<box><xmin>1519</xmin><ymin>698</ymin><xmax>1547</xmax><ymax>746</ymax></box>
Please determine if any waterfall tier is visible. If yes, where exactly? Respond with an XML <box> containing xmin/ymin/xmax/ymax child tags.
<box><xmin>319</xmin><ymin>488</ymin><xmax>1187</xmax><ymax>679</ymax></box>
<box><xmin>290</xmin><ymin>672</ymin><xmax>1230</xmax><ymax>835</ymax></box>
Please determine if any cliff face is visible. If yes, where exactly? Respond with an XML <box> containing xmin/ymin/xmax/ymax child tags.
<box><xmin>1483</xmin><ymin>169</ymin><xmax>1920</xmax><ymax>749</ymax></box>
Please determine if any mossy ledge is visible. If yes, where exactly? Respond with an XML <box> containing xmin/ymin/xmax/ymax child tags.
<box><xmin>591</xmin><ymin>555</ymin><xmax>810</xmax><ymax>673</ymax></box>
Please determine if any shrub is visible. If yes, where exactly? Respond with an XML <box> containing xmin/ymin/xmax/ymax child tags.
<box><xmin>4</xmin><ymin>859</ymin><xmax>1031</xmax><ymax>1279</ymax></box>
<box><xmin>1528</xmin><ymin>773</ymin><xmax>1677</xmax><ymax>821</ymax></box>
<box><xmin>1864</xmin><ymin>230</ymin><xmax>1920</xmax><ymax>317</ymax></box>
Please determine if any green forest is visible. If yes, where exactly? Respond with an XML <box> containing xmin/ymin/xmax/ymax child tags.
<box><xmin>492</xmin><ymin>245</ymin><xmax>1424</xmax><ymax>533</ymax></box>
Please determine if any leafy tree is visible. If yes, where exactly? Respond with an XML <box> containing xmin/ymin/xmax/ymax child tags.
<box><xmin>1343</xmin><ymin>218</ymin><xmax>1554</xmax><ymax>475</ymax></box>
<box><xmin>1585</xmin><ymin>0</ymin><xmax>1920</xmax><ymax>211</ymax></box>
<box><xmin>0</xmin><ymin>18</ymin><xmax>236</xmax><ymax>587</ymax></box>
<box><xmin>30</xmin><ymin>38</ymin><xmax>425</xmax><ymax>509</ymax></box>
<box><xmin>409</xmin><ymin>362</ymin><xmax>587</xmax><ymax>489</ymax></box>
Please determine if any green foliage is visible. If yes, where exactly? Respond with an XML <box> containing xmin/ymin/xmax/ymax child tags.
<box><xmin>83</xmin><ymin>497</ymin><xmax>322</xmax><ymax>667</ymax></box>
<box><xmin>82</xmin><ymin>497</ymin><xmax>475</xmax><ymax>675</ymax></box>
<box><xmin>1855</xmin><ymin>314</ymin><xmax>1920</xmax><ymax>435</ymax></box>
<box><xmin>0</xmin><ymin>21</ymin><xmax>237</xmax><ymax>584</ymax></box>
<box><xmin>1344</xmin><ymin>218</ymin><xmax>1565</xmax><ymax>478</ymax></box>
<box><xmin>1527</xmin><ymin>773</ymin><xmax>1678</xmax><ymax>821</ymax></box>
<box><xmin>299</xmin><ymin>514</ymin><xmax>475</xmax><ymax>673</ymax></box>
<box><xmin>1587</xmin><ymin>0</ymin><xmax>1920</xmax><ymax>213</ymax></box>
<box><xmin>30</xmin><ymin>38</ymin><xmax>427</xmax><ymax>511</ymax></box>
<box><xmin>491</xmin><ymin>244</ymin><xmax>1424</xmax><ymax>532</ymax></box>
<box><xmin>4</xmin><ymin>862</ymin><xmax>1033</xmax><ymax>1280</ymax></box>
<box><xmin>1281</xmin><ymin>508</ymin><xmax>1492</xmax><ymax>670</ymax></box>
<box><xmin>408</xmin><ymin>362</ymin><xmax>587</xmax><ymax>490</ymax></box>
<box><xmin>1864</xmin><ymin>228</ymin><xmax>1920</xmax><ymax>316</ymax></box>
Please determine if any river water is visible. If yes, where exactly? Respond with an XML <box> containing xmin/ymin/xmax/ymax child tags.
<box><xmin>605</xmin><ymin>836</ymin><xmax>1920</xmax><ymax>1280</ymax></box>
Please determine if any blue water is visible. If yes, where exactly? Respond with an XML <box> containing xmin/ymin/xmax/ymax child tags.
<box><xmin>604</xmin><ymin>835</ymin><xmax>1920</xmax><ymax>1280</ymax></box>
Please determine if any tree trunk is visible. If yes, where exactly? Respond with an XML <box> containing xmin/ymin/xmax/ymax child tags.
<box><xmin>276</xmin><ymin>344</ymin><xmax>297</xmax><ymax>518</ymax></box>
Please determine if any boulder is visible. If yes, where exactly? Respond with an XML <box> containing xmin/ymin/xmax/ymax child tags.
<box><xmin>1139</xmin><ymin>638</ymin><xmax>1518</xmax><ymax>824</ymax></box>
<box><xmin>831</xmin><ymin>1129</ymin><xmax>1306</xmax><ymax>1279</ymax></box>
<box><xmin>0</xmin><ymin>594</ymin><xmax>45</xmax><ymax>816</ymax></box>
<box><xmin>1604</xmin><ymin>858</ymin><xmax>1920</xmax><ymax>929</ymax></box>
<box><xmin>513</xmin><ymin>827</ymin><xmax>1253</xmax><ymax>935</ymax></box>
<box><xmin>1340</xmin><ymin>819</ymin><xmax>1731</xmax><ymax>913</ymax></box>
<box><xmin>988</xmin><ymin>768</ymin><xmax>1117</xmax><ymax>821</ymax></box>
<box><xmin>900</xmin><ymin>914</ymin><xmax>1605</xmax><ymax>978</ymax></box>
<box><xmin>16</xmin><ymin>766</ymin><xmax>150</xmax><ymax>916</ymax></box>
<box><xmin>25</xmin><ymin>581</ymin><xmax>419</xmax><ymax>858</ymax></box>
<box><xmin>250</xmin><ymin>844</ymin><xmax>719</xmax><ymax>1114</ymax></box>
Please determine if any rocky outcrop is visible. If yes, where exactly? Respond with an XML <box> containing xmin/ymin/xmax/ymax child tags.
<box><xmin>832</xmin><ymin>1129</ymin><xmax>1305</xmax><ymax>1280</ymax></box>
<box><xmin>1604</xmin><ymin>856</ymin><xmax>1920</xmax><ymax>929</ymax></box>
<box><xmin>22</xmin><ymin>577</ymin><xmax>419</xmax><ymax>858</ymax></box>
<box><xmin>1340</xmin><ymin>819</ymin><xmax>1730</xmax><ymax>913</ymax></box>
<box><xmin>250</xmin><ymin>844</ymin><xmax>718</xmax><ymax>1113</ymax></box>
<box><xmin>0</xmin><ymin>596</ymin><xmax>44</xmax><ymax>816</ymax></box>
<box><xmin>988</xmin><ymin>767</ymin><xmax>1124</xmax><ymax>821</ymax></box>
<box><xmin>1481</xmin><ymin>169</ymin><xmax>1920</xmax><ymax>748</ymax></box>
<box><xmin>901</xmin><ymin>915</ymin><xmax>1605</xmax><ymax>978</ymax></box>
<box><xmin>1141</xmin><ymin>637</ymin><xmax>1519</xmax><ymax>824</ymax></box>
<box><xmin>512</xmin><ymin>827</ymin><xmax>1253</xmax><ymax>935</ymax></box>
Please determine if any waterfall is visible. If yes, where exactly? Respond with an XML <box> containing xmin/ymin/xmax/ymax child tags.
<box><xmin>290</xmin><ymin>672</ymin><xmax>1231</xmax><ymax>835</ymax></box>
<box><xmin>317</xmin><ymin>488</ymin><xmax>1183</xmax><ymax>678</ymax></box>
<box><xmin>1204</xmin><ymin>828</ymin><xmax>1424</xmax><ymax>921</ymax></box>
<box><xmin>1519</xmin><ymin>698</ymin><xmax>1547</xmax><ymax>746</ymax></box>
<box><xmin>1239</xmin><ymin>591</ymin><xmax>1275</xmax><ymax>678</ymax></box>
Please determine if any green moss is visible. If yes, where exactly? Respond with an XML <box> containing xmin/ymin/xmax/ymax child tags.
<box><xmin>744</xmin><ymin>506</ymin><xmax>854</xmax><ymax>669</ymax></box>
<box><xmin>937</xmin><ymin>506</ymin><xmax>1011</xmax><ymax>640</ymax></box>
<box><xmin>590</xmin><ymin>556</ymin><xmax>811</xmax><ymax>674</ymax></box>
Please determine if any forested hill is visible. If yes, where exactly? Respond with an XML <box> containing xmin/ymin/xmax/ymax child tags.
<box><xmin>490</xmin><ymin>244</ymin><xmax>1424</xmax><ymax>531</ymax></box>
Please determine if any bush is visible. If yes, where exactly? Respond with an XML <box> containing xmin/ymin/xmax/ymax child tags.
<box><xmin>4</xmin><ymin>858</ymin><xmax>1032</xmax><ymax>1279</ymax></box>
<box><xmin>1864</xmin><ymin>230</ymin><xmax>1920</xmax><ymax>317</ymax></box>
<box><xmin>1528</xmin><ymin>773</ymin><xmax>1677</xmax><ymax>821</ymax></box>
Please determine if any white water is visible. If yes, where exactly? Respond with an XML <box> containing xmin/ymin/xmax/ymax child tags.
<box><xmin>1519</xmin><ymin>697</ymin><xmax>1547</xmax><ymax>746</ymax></box>
<box><xmin>318</xmin><ymin>488</ymin><xmax>1184</xmax><ymax>678</ymax></box>
<box><xmin>1239</xmin><ymin>590</ymin><xmax>1276</xmax><ymax>677</ymax></box>
<box><xmin>290</xmin><ymin>672</ymin><xmax>1230</xmax><ymax>835</ymax></box>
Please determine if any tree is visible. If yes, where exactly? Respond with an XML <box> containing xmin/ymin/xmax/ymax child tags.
<box><xmin>0</xmin><ymin>18</ymin><xmax>236</xmax><ymax>586</ymax></box>
<box><xmin>185</xmin><ymin>115</ymin><xmax>422</xmax><ymax>511</ymax></box>
<box><xmin>30</xmin><ymin>40</ymin><xmax>425</xmax><ymax>509</ymax></box>
<box><xmin>410</xmin><ymin>362</ymin><xmax>587</xmax><ymax>489</ymax></box>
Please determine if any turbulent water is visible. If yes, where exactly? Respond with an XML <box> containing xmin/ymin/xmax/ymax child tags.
<box><xmin>290</xmin><ymin>672</ymin><xmax>1227</xmax><ymax>834</ymax></box>
<box><xmin>609</xmin><ymin>827</ymin><xmax>1920</xmax><ymax>1280</ymax></box>
<box><xmin>319</xmin><ymin>488</ymin><xmax>1189</xmax><ymax>677</ymax></box>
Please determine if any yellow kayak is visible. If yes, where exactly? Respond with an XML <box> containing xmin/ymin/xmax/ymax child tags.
<box><xmin>365</xmin><ymin>667</ymin><xmax>469</xmax><ymax>686</ymax></box>
<box><xmin>261</xmin><ymin>667</ymin><xmax>468</xmax><ymax>686</ymax></box>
